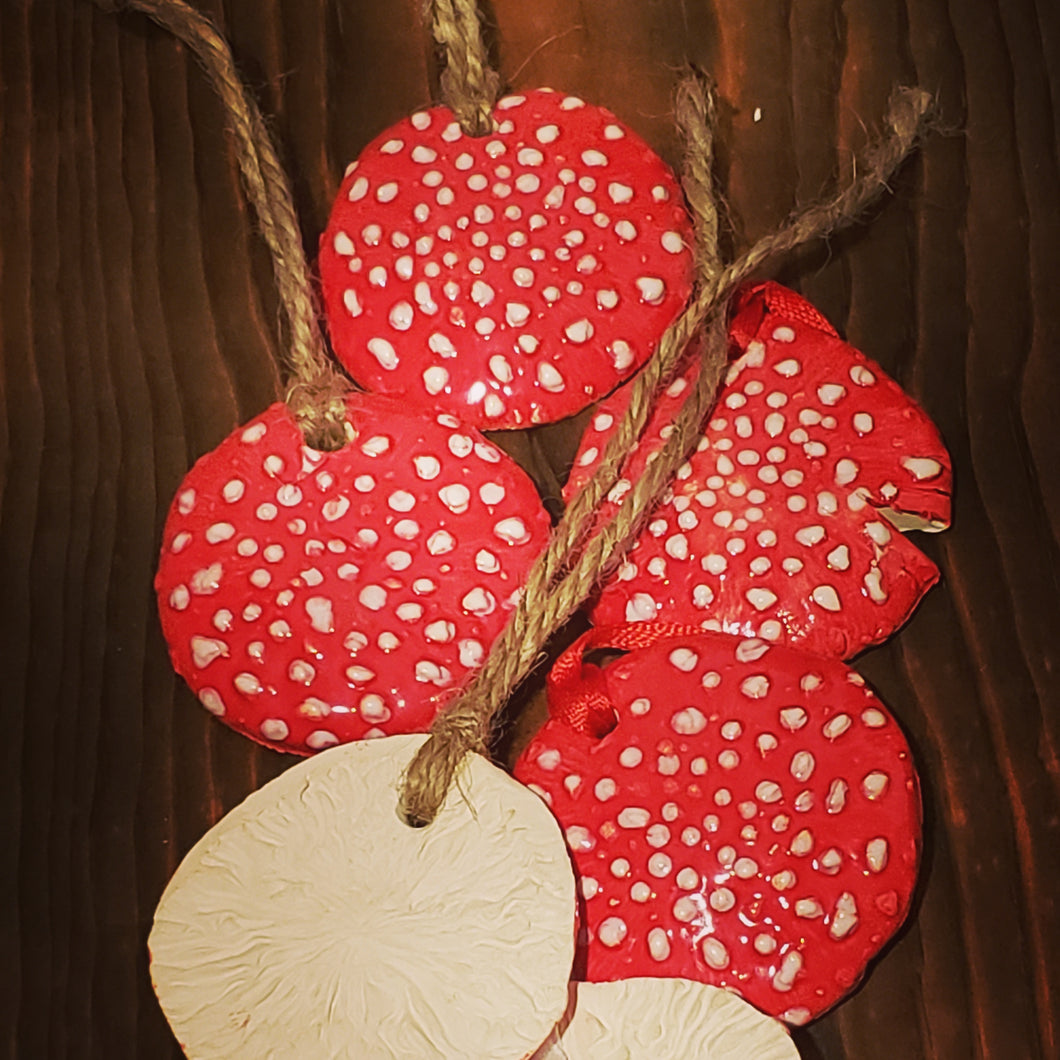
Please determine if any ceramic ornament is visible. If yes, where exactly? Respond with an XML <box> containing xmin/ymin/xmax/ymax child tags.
<box><xmin>530</xmin><ymin>978</ymin><xmax>800</xmax><ymax>1059</ymax></box>
<box><xmin>155</xmin><ymin>394</ymin><xmax>549</xmax><ymax>754</ymax></box>
<box><xmin>514</xmin><ymin>625</ymin><xmax>922</xmax><ymax>1025</ymax></box>
<box><xmin>319</xmin><ymin>88</ymin><xmax>694</xmax><ymax>429</ymax></box>
<box><xmin>565</xmin><ymin>282</ymin><xmax>952</xmax><ymax>659</ymax></box>
<box><xmin>149</xmin><ymin>734</ymin><xmax>577</xmax><ymax>1060</ymax></box>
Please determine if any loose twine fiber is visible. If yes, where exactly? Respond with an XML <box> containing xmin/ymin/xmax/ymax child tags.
<box><xmin>94</xmin><ymin>0</ymin><xmax>934</xmax><ymax>826</ymax></box>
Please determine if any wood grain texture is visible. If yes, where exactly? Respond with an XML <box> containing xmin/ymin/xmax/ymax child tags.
<box><xmin>1</xmin><ymin>0</ymin><xmax>1057</xmax><ymax>1056</ymax></box>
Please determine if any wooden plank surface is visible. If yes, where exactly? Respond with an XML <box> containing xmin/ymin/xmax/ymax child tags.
<box><xmin>1</xmin><ymin>0</ymin><xmax>1057</xmax><ymax>1056</ymax></box>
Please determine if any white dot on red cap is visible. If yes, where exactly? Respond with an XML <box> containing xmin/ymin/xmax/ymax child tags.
<box><xmin>462</xmin><ymin>587</ymin><xmax>496</xmax><ymax>616</ymax></box>
<box><xmin>367</xmin><ymin>337</ymin><xmax>398</xmax><ymax>370</ymax></box>
<box><xmin>754</xmin><ymin>933</ymin><xmax>778</xmax><ymax>956</ymax></box>
<box><xmin>718</xmin><ymin>749</ymin><xmax>740</xmax><ymax>770</ymax></box>
<box><xmin>260</xmin><ymin>718</ymin><xmax>289</xmax><ymax>741</ymax></box>
<box><xmin>396</xmin><ymin>602</ymin><xmax>423</xmax><ymax>623</ymax></box>
<box><xmin>645</xmin><ymin>823</ymin><xmax>671</xmax><ymax>848</ymax></box>
<box><xmin>439</xmin><ymin>484</ymin><xmax>470</xmax><ymax>513</ymax></box>
<box><xmin>648</xmin><ymin>852</ymin><xmax>672</xmax><ymax>878</ymax></box>
<box><xmin>564</xmin><ymin>319</ymin><xmax>593</xmax><ymax>343</ymax></box>
<box><xmin>475</xmin><ymin>549</ymin><xmax>500</xmax><ymax>573</ymax></box>
<box><xmin>667</xmin><ymin>647</ymin><xmax>698</xmax><ymax>672</ymax></box>
<box><xmin>385</xmin><ymin>550</ymin><xmax>412</xmax><ymax>572</ymax></box>
<box><xmin>203</xmin><ymin>522</ymin><xmax>234</xmax><ymax>546</ymax></box>
<box><xmin>426</xmin><ymin>530</ymin><xmax>454</xmax><ymax>555</ymax></box>
<box><xmin>488</xmin><ymin>354</ymin><xmax>513</xmax><ymax>384</ymax></box>
<box><xmin>304</xmin><ymin>595</ymin><xmax>333</xmax><ymax>633</ymax></box>
<box><xmin>470</xmin><ymin>280</ymin><xmax>495</xmax><ymax>308</ymax></box>
<box><xmin>740</xmin><ymin>674</ymin><xmax>770</xmax><ymax>699</ymax></box>
<box><xmin>626</xmin><ymin>593</ymin><xmax>657</xmax><ymax>621</ymax></box>
<box><xmin>275</xmin><ymin>484</ymin><xmax>302</xmax><ymax>507</ymax></box>
<box><xmin>619</xmin><ymin>747</ymin><xmax>644</xmax><ymax>768</ymax></box>
<box><xmin>424</xmin><ymin>619</ymin><xmax>456</xmax><ymax>644</ymax></box>
<box><xmin>709</xmin><ymin>887</ymin><xmax>735</xmax><ymax>912</ymax></box>
<box><xmin>671</xmin><ymin>707</ymin><xmax>707</xmax><ymax>735</ymax></box>
<box><xmin>455</xmin><ymin>639</ymin><xmax>481</xmax><ymax>667</ymax></box>
<box><xmin>610</xmin><ymin>339</ymin><xmax>634</xmax><ymax>370</ymax></box>
<box><xmin>502</xmin><ymin>301</ymin><xmax>531</xmax><ymax>328</ymax></box>
<box><xmin>360</xmin><ymin>694</ymin><xmax>391</xmax><ymax>723</ymax></box>
<box><xmin>348</xmin><ymin>176</ymin><xmax>368</xmax><ymax>201</ymax></box>
<box><xmin>701</xmin><ymin>937</ymin><xmax>730</xmax><ymax>970</ymax></box>
<box><xmin>358</xmin><ymin>585</ymin><xmax>386</xmax><ymax>611</ymax></box>
<box><xmin>306</xmin><ymin>729</ymin><xmax>338</xmax><ymax>750</ymax></box>
<box><xmin>423</xmin><ymin>366</ymin><xmax>449</xmax><ymax>394</ymax></box>
<box><xmin>812</xmin><ymin>584</ymin><xmax>842</xmax><ymax>611</ymax></box>
<box><xmin>535</xmin><ymin>123</ymin><xmax>559</xmax><ymax>143</ymax></box>
<box><xmin>537</xmin><ymin>362</ymin><xmax>565</xmax><ymax>392</ymax></box>
<box><xmin>647</xmin><ymin>928</ymin><xmax>671</xmax><ymax>962</ymax></box>
<box><xmin>597</xmin><ymin>917</ymin><xmax>628</xmax><ymax>948</ymax></box>
<box><xmin>376</xmin><ymin>182</ymin><xmax>398</xmax><ymax>202</ymax></box>
<box><xmin>635</xmin><ymin>276</ymin><xmax>665</xmax><ymax>304</ymax></box>
<box><xmin>835</xmin><ymin>458</ymin><xmax>859</xmax><ymax>487</ymax></box>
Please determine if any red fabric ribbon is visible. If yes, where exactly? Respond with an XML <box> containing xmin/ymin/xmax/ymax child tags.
<box><xmin>548</xmin><ymin>622</ymin><xmax>706</xmax><ymax>737</ymax></box>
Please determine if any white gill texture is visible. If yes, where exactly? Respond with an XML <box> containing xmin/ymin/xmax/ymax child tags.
<box><xmin>530</xmin><ymin>979</ymin><xmax>799</xmax><ymax>1060</ymax></box>
<box><xmin>150</xmin><ymin>735</ymin><xmax>575</xmax><ymax>1060</ymax></box>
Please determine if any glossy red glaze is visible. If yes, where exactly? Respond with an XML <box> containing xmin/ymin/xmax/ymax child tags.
<box><xmin>565</xmin><ymin>283</ymin><xmax>952</xmax><ymax>658</ymax></box>
<box><xmin>514</xmin><ymin>625</ymin><xmax>922</xmax><ymax>1024</ymax></box>
<box><xmin>155</xmin><ymin>395</ymin><xmax>549</xmax><ymax>753</ymax></box>
<box><xmin>320</xmin><ymin>88</ymin><xmax>693</xmax><ymax>429</ymax></box>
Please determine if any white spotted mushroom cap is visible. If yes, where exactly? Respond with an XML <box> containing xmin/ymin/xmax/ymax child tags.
<box><xmin>530</xmin><ymin>979</ymin><xmax>799</xmax><ymax>1060</ymax></box>
<box><xmin>565</xmin><ymin>282</ymin><xmax>952</xmax><ymax>659</ymax></box>
<box><xmin>154</xmin><ymin>395</ymin><xmax>549</xmax><ymax>754</ymax></box>
<box><xmin>514</xmin><ymin>627</ymin><xmax>922</xmax><ymax>1024</ymax></box>
<box><xmin>319</xmin><ymin>88</ymin><xmax>693</xmax><ymax>429</ymax></box>
<box><xmin>149</xmin><ymin>734</ymin><xmax>577</xmax><ymax>1059</ymax></box>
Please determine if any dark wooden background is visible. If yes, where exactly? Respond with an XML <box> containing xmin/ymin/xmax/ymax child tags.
<box><xmin>2</xmin><ymin>0</ymin><xmax>1058</xmax><ymax>1056</ymax></box>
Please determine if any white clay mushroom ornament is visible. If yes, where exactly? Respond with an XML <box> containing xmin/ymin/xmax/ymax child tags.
<box><xmin>154</xmin><ymin>393</ymin><xmax>550</xmax><ymax>754</ymax></box>
<box><xmin>149</xmin><ymin>735</ymin><xmax>578</xmax><ymax>1060</ymax></box>
<box><xmin>319</xmin><ymin>88</ymin><xmax>695</xmax><ymax>429</ymax></box>
<box><xmin>531</xmin><ymin>979</ymin><xmax>800</xmax><ymax>1060</ymax></box>
<box><xmin>566</xmin><ymin>282</ymin><xmax>953</xmax><ymax>659</ymax></box>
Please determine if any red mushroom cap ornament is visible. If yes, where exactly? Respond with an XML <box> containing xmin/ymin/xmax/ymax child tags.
<box><xmin>514</xmin><ymin>623</ymin><xmax>922</xmax><ymax>1025</ymax></box>
<box><xmin>566</xmin><ymin>282</ymin><xmax>952</xmax><ymax>658</ymax></box>
<box><xmin>149</xmin><ymin>735</ymin><xmax>577</xmax><ymax>1059</ymax></box>
<box><xmin>155</xmin><ymin>395</ymin><xmax>549</xmax><ymax>754</ymax></box>
<box><xmin>319</xmin><ymin>88</ymin><xmax>694</xmax><ymax>428</ymax></box>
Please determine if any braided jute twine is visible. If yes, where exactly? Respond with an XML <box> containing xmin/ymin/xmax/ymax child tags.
<box><xmin>93</xmin><ymin>0</ymin><xmax>934</xmax><ymax>825</ymax></box>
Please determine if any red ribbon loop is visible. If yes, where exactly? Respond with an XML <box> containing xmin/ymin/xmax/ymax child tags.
<box><xmin>548</xmin><ymin>622</ymin><xmax>706</xmax><ymax>737</ymax></box>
